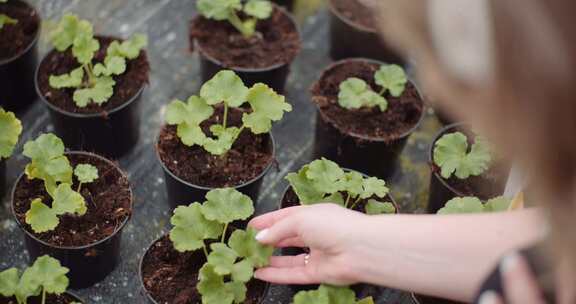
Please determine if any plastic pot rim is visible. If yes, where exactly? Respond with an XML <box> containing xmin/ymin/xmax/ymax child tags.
<box><xmin>138</xmin><ymin>233</ymin><xmax>271</xmax><ymax>304</ymax></box>
<box><xmin>34</xmin><ymin>35</ymin><xmax>147</xmax><ymax>119</ymax></box>
<box><xmin>11</xmin><ymin>151</ymin><xmax>134</xmax><ymax>251</ymax></box>
<box><xmin>311</xmin><ymin>57</ymin><xmax>426</xmax><ymax>143</ymax></box>
<box><xmin>155</xmin><ymin>126</ymin><xmax>276</xmax><ymax>192</ymax></box>
<box><xmin>193</xmin><ymin>3</ymin><xmax>301</xmax><ymax>73</ymax></box>
<box><xmin>327</xmin><ymin>0</ymin><xmax>378</xmax><ymax>34</ymax></box>
<box><xmin>0</xmin><ymin>0</ymin><xmax>41</xmax><ymax>66</ymax></box>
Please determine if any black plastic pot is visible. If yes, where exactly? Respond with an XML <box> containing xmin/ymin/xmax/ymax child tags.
<box><xmin>11</xmin><ymin>152</ymin><xmax>133</xmax><ymax>289</ymax></box>
<box><xmin>328</xmin><ymin>0</ymin><xmax>402</xmax><ymax>63</ymax></box>
<box><xmin>193</xmin><ymin>4</ymin><xmax>300</xmax><ymax>94</ymax></box>
<box><xmin>0</xmin><ymin>1</ymin><xmax>40</xmax><ymax>113</ymax></box>
<box><xmin>0</xmin><ymin>159</ymin><xmax>6</xmax><ymax>199</ymax></box>
<box><xmin>156</xmin><ymin>131</ymin><xmax>275</xmax><ymax>212</ymax></box>
<box><xmin>411</xmin><ymin>293</ymin><xmax>464</xmax><ymax>304</ymax></box>
<box><xmin>35</xmin><ymin>59</ymin><xmax>145</xmax><ymax>159</ymax></box>
<box><xmin>312</xmin><ymin>59</ymin><xmax>426</xmax><ymax>180</ymax></box>
<box><xmin>139</xmin><ymin>234</ymin><xmax>270</xmax><ymax>304</ymax></box>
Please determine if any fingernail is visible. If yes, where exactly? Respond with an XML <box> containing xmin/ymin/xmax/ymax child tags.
<box><xmin>501</xmin><ymin>252</ymin><xmax>521</xmax><ymax>274</ymax></box>
<box><xmin>255</xmin><ymin>229</ymin><xmax>269</xmax><ymax>242</ymax></box>
<box><xmin>253</xmin><ymin>269</ymin><xmax>262</xmax><ymax>279</ymax></box>
<box><xmin>478</xmin><ymin>291</ymin><xmax>499</xmax><ymax>304</ymax></box>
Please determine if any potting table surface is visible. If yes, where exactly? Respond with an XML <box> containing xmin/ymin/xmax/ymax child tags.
<box><xmin>0</xmin><ymin>0</ymin><xmax>445</xmax><ymax>303</ymax></box>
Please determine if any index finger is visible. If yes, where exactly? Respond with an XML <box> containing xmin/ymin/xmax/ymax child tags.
<box><xmin>249</xmin><ymin>206</ymin><xmax>304</xmax><ymax>230</ymax></box>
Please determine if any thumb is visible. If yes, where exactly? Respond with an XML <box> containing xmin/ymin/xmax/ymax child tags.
<box><xmin>255</xmin><ymin>216</ymin><xmax>300</xmax><ymax>246</ymax></box>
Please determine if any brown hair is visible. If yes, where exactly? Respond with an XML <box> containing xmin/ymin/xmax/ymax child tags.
<box><xmin>374</xmin><ymin>0</ymin><xmax>576</xmax><ymax>285</ymax></box>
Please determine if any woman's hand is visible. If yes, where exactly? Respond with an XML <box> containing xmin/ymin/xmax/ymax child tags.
<box><xmin>478</xmin><ymin>253</ymin><xmax>546</xmax><ymax>304</ymax></box>
<box><xmin>249</xmin><ymin>203</ymin><xmax>369</xmax><ymax>286</ymax></box>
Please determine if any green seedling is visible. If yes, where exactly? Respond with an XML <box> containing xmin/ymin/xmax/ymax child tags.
<box><xmin>0</xmin><ymin>0</ymin><xmax>18</xmax><ymax>30</ymax></box>
<box><xmin>22</xmin><ymin>133</ymin><xmax>99</xmax><ymax>233</ymax></box>
<box><xmin>285</xmin><ymin>158</ymin><xmax>395</xmax><ymax>214</ymax></box>
<box><xmin>338</xmin><ymin>64</ymin><xmax>407</xmax><ymax>112</ymax></box>
<box><xmin>433</xmin><ymin>131</ymin><xmax>492</xmax><ymax>179</ymax></box>
<box><xmin>169</xmin><ymin>188</ymin><xmax>273</xmax><ymax>304</ymax></box>
<box><xmin>293</xmin><ymin>284</ymin><xmax>374</xmax><ymax>304</ymax></box>
<box><xmin>197</xmin><ymin>0</ymin><xmax>273</xmax><ymax>38</ymax></box>
<box><xmin>165</xmin><ymin>70</ymin><xmax>291</xmax><ymax>156</ymax></box>
<box><xmin>48</xmin><ymin>14</ymin><xmax>147</xmax><ymax>108</ymax></box>
<box><xmin>437</xmin><ymin>196</ymin><xmax>511</xmax><ymax>215</ymax></box>
<box><xmin>0</xmin><ymin>108</ymin><xmax>22</xmax><ymax>160</ymax></box>
<box><xmin>0</xmin><ymin>255</ymin><xmax>79</xmax><ymax>304</ymax></box>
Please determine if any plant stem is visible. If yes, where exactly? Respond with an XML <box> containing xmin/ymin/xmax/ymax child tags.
<box><xmin>83</xmin><ymin>64</ymin><xmax>96</xmax><ymax>87</ymax></box>
<box><xmin>77</xmin><ymin>182</ymin><xmax>83</xmax><ymax>193</ymax></box>
<box><xmin>227</xmin><ymin>11</ymin><xmax>252</xmax><ymax>38</ymax></box>
<box><xmin>221</xmin><ymin>223</ymin><xmax>229</xmax><ymax>243</ymax></box>
<box><xmin>202</xmin><ymin>243</ymin><xmax>209</xmax><ymax>260</ymax></box>
<box><xmin>344</xmin><ymin>194</ymin><xmax>351</xmax><ymax>209</ymax></box>
<box><xmin>41</xmin><ymin>288</ymin><xmax>46</xmax><ymax>304</ymax></box>
<box><xmin>222</xmin><ymin>103</ymin><xmax>229</xmax><ymax>129</ymax></box>
<box><xmin>349</xmin><ymin>197</ymin><xmax>362</xmax><ymax>211</ymax></box>
<box><xmin>379</xmin><ymin>87</ymin><xmax>386</xmax><ymax>95</ymax></box>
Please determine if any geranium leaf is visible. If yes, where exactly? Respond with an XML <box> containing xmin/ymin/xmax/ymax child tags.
<box><xmin>51</xmin><ymin>183</ymin><xmax>87</xmax><ymax>216</ymax></box>
<box><xmin>49</xmin><ymin>67</ymin><xmax>84</xmax><ymax>89</ymax></box>
<box><xmin>374</xmin><ymin>64</ymin><xmax>407</xmax><ymax>97</ymax></box>
<box><xmin>93</xmin><ymin>55</ymin><xmax>126</xmax><ymax>77</ymax></box>
<box><xmin>16</xmin><ymin>267</ymin><xmax>41</xmax><ymax>304</ymax></box>
<box><xmin>433</xmin><ymin>132</ymin><xmax>492</xmax><ymax>179</ymax></box>
<box><xmin>197</xmin><ymin>0</ymin><xmax>242</xmax><ymax>20</ymax></box>
<box><xmin>437</xmin><ymin>197</ymin><xmax>485</xmax><ymax>215</ymax></box>
<box><xmin>243</xmin><ymin>83</ymin><xmax>292</xmax><ymax>134</ymax></box>
<box><xmin>321</xmin><ymin>285</ymin><xmax>357</xmax><ymax>304</ymax></box>
<box><xmin>324</xmin><ymin>192</ymin><xmax>345</xmax><ymax>206</ymax></box>
<box><xmin>197</xmin><ymin>264</ymin><xmax>247</xmax><ymax>304</ymax></box>
<box><xmin>285</xmin><ymin>166</ymin><xmax>326</xmax><ymax>205</ymax></box>
<box><xmin>0</xmin><ymin>268</ymin><xmax>19</xmax><ymax>297</ymax></box>
<box><xmin>341</xmin><ymin>171</ymin><xmax>364</xmax><ymax>198</ymax></box>
<box><xmin>72</xmin><ymin>31</ymin><xmax>99</xmax><ymax>65</ymax></box>
<box><xmin>25</xmin><ymin>199</ymin><xmax>59</xmax><ymax>233</ymax></box>
<box><xmin>28</xmin><ymin>255</ymin><xmax>69</xmax><ymax>295</ymax></box>
<box><xmin>306</xmin><ymin>158</ymin><xmax>345</xmax><ymax>195</ymax></box>
<box><xmin>231</xmin><ymin>259</ymin><xmax>253</xmax><ymax>283</ymax></box>
<box><xmin>360</xmin><ymin>177</ymin><xmax>389</xmax><ymax>199</ymax></box>
<box><xmin>0</xmin><ymin>108</ymin><xmax>22</xmax><ymax>159</ymax></box>
<box><xmin>74</xmin><ymin>164</ymin><xmax>99</xmax><ymax>184</ymax></box>
<box><xmin>203</xmin><ymin>126</ymin><xmax>241</xmax><ymax>155</ymax></box>
<box><xmin>201</xmin><ymin>188</ymin><xmax>254</xmax><ymax>224</ymax></box>
<box><xmin>338</xmin><ymin>78</ymin><xmax>369</xmax><ymax>109</ymax></box>
<box><xmin>200</xmin><ymin>70</ymin><xmax>249</xmax><ymax>107</ymax></box>
<box><xmin>207</xmin><ymin>243</ymin><xmax>238</xmax><ymax>275</ymax></box>
<box><xmin>293</xmin><ymin>289</ymin><xmax>329</xmax><ymax>304</ymax></box>
<box><xmin>177</xmin><ymin>123</ymin><xmax>208</xmax><ymax>147</ymax></box>
<box><xmin>165</xmin><ymin>96</ymin><xmax>214</xmax><ymax>126</ymax></box>
<box><xmin>357</xmin><ymin>296</ymin><xmax>375</xmax><ymax>304</ymax></box>
<box><xmin>244</xmin><ymin>0</ymin><xmax>273</xmax><ymax>19</ymax></box>
<box><xmin>365</xmin><ymin>200</ymin><xmax>396</xmax><ymax>215</ymax></box>
<box><xmin>73</xmin><ymin>76</ymin><xmax>115</xmax><ymax>107</ymax></box>
<box><xmin>483</xmin><ymin>196</ymin><xmax>511</xmax><ymax>212</ymax></box>
<box><xmin>228</xmin><ymin>227</ymin><xmax>273</xmax><ymax>268</ymax></box>
<box><xmin>169</xmin><ymin>202</ymin><xmax>223</xmax><ymax>252</ymax></box>
<box><xmin>0</xmin><ymin>14</ymin><xmax>17</xmax><ymax>30</ymax></box>
<box><xmin>49</xmin><ymin>14</ymin><xmax>90</xmax><ymax>52</ymax></box>
<box><xmin>107</xmin><ymin>34</ymin><xmax>147</xmax><ymax>60</ymax></box>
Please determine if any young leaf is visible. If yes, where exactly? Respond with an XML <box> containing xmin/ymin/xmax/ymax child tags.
<box><xmin>107</xmin><ymin>34</ymin><xmax>147</xmax><ymax>60</ymax></box>
<box><xmin>28</xmin><ymin>255</ymin><xmax>70</xmax><ymax>295</ymax></box>
<box><xmin>25</xmin><ymin>198</ymin><xmax>59</xmax><ymax>233</ymax></box>
<box><xmin>166</xmin><ymin>96</ymin><xmax>214</xmax><ymax>147</ymax></box>
<box><xmin>357</xmin><ymin>297</ymin><xmax>375</xmax><ymax>304</ymax></box>
<box><xmin>15</xmin><ymin>267</ymin><xmax>41</xmax><ymax>304</ymax></box>
<box><xmin>0</xmin><ymin>14</ymin><xmax>17</xmax><ymax>30</ymax></box>
<box><xmin>483</xmin><ymin>196</ymin><xmax>511</xmax><ymax>212</ymax></box>
<box><xmin>433</xmin><ymin>132</ymin><xmax>492</xmax><ymax>179</ymax></box>
<box><xmin>74</xmin><ymin>164</ymin><xmax>99</xmax><ymax>184</ymax></box>
<box><xmin>285</xmin><ymin>166</ymin><xmax>326</xmax><ymax>205</ymax></box>
<box><xmin>0</xmin><ymin>268</ymin><xmax>19</xmax><ymax>297</ymax></box>
<box><xmin>242</xmin><ymin>83</ymin><xmax>292</xmax><ymax>134</ymax></box>
<box><xmin>230</xmin><ymin>259</ymin><xmax>254</xmax><ymax>283</ymax></box>
<box><xmin>338</xmin><ymin>78</ymin><xmax>388</xmax><ymax>112</ymax></box>
<box><xmin>324</xmin><ymin>192</ymin><xmax>345</xmax><ymax>206</ymax></box>
<box><xmin>49</xmin><ymin>67</ymin><xmax>84</xmax><ymax>89</ymax></box>
<box><xmin>72</xmin><ymin>30</ymin><xmax>100</xmax><ymax>65</ymax></box>
<box><xmin>341</xmin><ymin>171</ymin><xmax>364</xmax><ymax>198</ymax></box>
<box><xmin>73</xmin><ymin>76</ymin><xmax>115</xmax><ymax>107</ymax></box>
<box><xmin>170</xmin><ymin>202</ymin><xmax>223</xmax><ymax>252</ymax></box>
<box><xmin>305</xmin><ymin>158</ymin><xmax>345</xmax><ymax>194</ymax></box>
<box><xmin>365</xmin><ymin>200</ymin><xmax>396</xmax><ymax>215</ymax></box>
<box><xmin>201</xmin><ymin>188</ymin><xmax>254</xmax><ymax>224</ymax></box>
<box><xmin>197</xmin><ymin>264</ymin><xmax>247</xmax><ymax>304</ymax></box>
<box><xmin>0</xmin><ymin>108</ymin><xmax>22</xmax><ymax>159</ymax></box>
<box><xmin>49</xmin><ymin>14</ymin><xmax>92</xmax><ymax>52</ymax></box>
<box><xmin>197</xmin><ymin>0</ymin><xmax>242</xmax><ymax>21</ymax></box>
<box><xmin>23</xmin><ymin>133</ymin><xmax>72</xmax><ymax>185</ymax></box>
<box><xmin>360</xmin><ymin>177</ymin><xmax>389</xmax><ymax>199</ymax></box>
<box><xmin>293</xmin><ymin>288</ymin><xmax>329</xmax><ymax>304</ymax></box>
<box><xmin>321</xmin><ymin>285</ymin><xmax>357</xmax><ymax>304</ymax></box>
<box><xmin>228</xmin><ymin>227</ymin><xmax>273</xmax><ymax>268</ymax></box>
<box><xmin>200</xmin><ymin>70</ymin><xmax>249</xmax><ymax>107</ymax></box>
<box><xmin>207</xmin><ymin>243</ymin><xmax>239</xmax><ymax>275</ymax></box>
<box><xmin>374</xmin><ymin>64</ymin><xmax>407</xmax><ymax>97</ymax></box>
<box><xmin>437</xmin><ymin>197</ymin><xmax>485</xmax><ymax>215</ymax></box>
<box><xmin>93</xmin><ymin>55</ymin><xmax>126</xmax><ymax>77</ymax></box>
<box><xmin>51</xmin><ymin>183</ymin><xmax>87</xmax><ymax>216</ymax></box>
<box><xmin>203</xmin><ymin>126</ymin><xmax>241</xmax><ymax>155</ymax></box>
<box><xmin>243</xmin><ymin>0</ymin><xmax>273</xmax><ymax>19</ymax></box>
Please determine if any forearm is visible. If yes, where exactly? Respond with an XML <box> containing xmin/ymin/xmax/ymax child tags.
<box><xmin>350</xmin><ymin>209</ymin><xmax>546</xmax><ymax>302</ymax></box>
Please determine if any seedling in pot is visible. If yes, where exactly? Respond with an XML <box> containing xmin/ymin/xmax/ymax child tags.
<box><xmin>0</xmin><ymin>255</ymin><xmax>80</xmax><ymax>304</ymax></box>
<box><xmin>285</xmin><ymin>158</ymin><xmax>395</xmax><ymax>214</ymax></box>
<box><xmin>338</xmin><ymin>64</ymin><xmax>407</xmax><ymax>112</ymax></box>
<box><xmin>197</xmin><ymin>0</ymin><xmax>273</xmax><ymax>38</ymax></box>
<box><xmin>169</xmin><ymin>188</ymin><xmax>273</xmax><ymax>304</ymax></box>
<box><xmin>47</xmin><ymin>14</ymin><xmax>147</xmax><ymax>108</ymax></box>
<box><xmin>433</xmin><ymin>132</ymin><xmax>492</xmax><ymax>179</ymax></box>
<box><xmin>292</xmin><ymin>284</ymin><xmax>374</xmax><ymax>304</ymax></box>
<box><xmin>22</xmin><ymin>133</ymin><xmax>100</xmax><ymax>233</ymax></box>
<box><xmin>437</xmin><ymin>196</ymin><xmax>511</xmax><ymax>215</ymax></box>
<box><xmin>0</xmin><ymin>0</ymin><xmax>18</xmax><ymax>30</ymax></box>
<box><xmin>0</xmin><ymin>108</ymin><xmax>22</xmax><ymax>160</ymax></box>
<box><xmin>165</xmin><ymin>69</ymin><xmax>291</xmax><ymax>156</ymax></box>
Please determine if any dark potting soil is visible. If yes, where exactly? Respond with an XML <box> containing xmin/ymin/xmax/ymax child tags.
<box><xmin>281</xmin><ymin>187</ymin><xmax>397</xmax><ymax>214</ymax></box>
<box><xmin>190</xmin><ymin>6</ymin><xmax>300</xmax><ymax>69</ymax></box>
<box><xmin>37</xmin><ymin>36</ymin><xmax>150</xmax><ymax>114</ymax></box>
<box><xmin>0</xmin><ymin>0</ymin><xmax>39</xmax><ymax>60</ymax></box>
<box><xmin>330</xmin><ymin>0</ymin><xmax>376</xmax><ymax>30</ymax></box>
<box><xmin>432</xmin><ymin>127</ymin><xmax>508</xmax><ymax>199</ymax></box>
<box><xmin>12</xmin><ymin>153</ymin><xmax>132</xmax><ymax>247</ymax></box>
<box><xmin>141</xmin><ymin>235</ymin><xmax>268</xmax><ymax>304</ymax></box>
<box><xmin>0</xmin><ymin>293</ymin><xmax>81</xmax><ymax>304</ymax></box>
<box><xmin>157</xmin><ymin>106</ymin><xmax>273</xmax><ymax>188</ymax></box>
<box><xmin>311</xmin><ymin>60</ymin><xmax>423</xmax><ymax>142</ymax></box>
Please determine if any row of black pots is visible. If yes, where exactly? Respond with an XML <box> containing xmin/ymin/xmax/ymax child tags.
<box><xmin>9</xmin><ymin>152</ymin><xmax>132</xmax><ymax>290</ymax></box>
